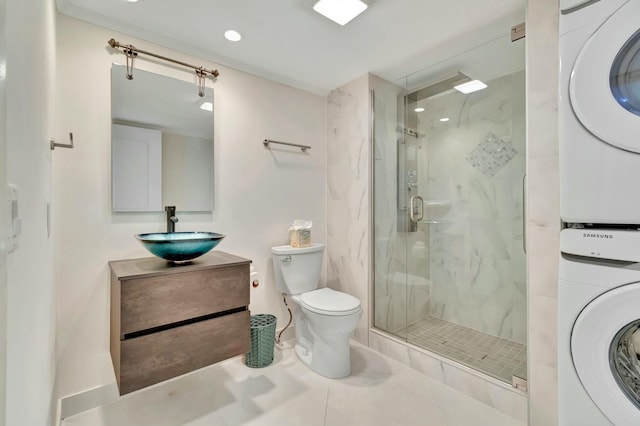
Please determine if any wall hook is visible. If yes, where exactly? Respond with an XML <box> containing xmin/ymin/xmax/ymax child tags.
<box><xmin>50</xmin><ymin>132</ymin><xmax>74</xmax><ymax>150</ymax></box>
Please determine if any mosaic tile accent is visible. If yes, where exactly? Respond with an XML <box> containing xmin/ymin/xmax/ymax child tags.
<box><xmin>403</xmin><ymin>316</ymin><xmax>527</xmax><ymax>383</ymax></box>
<box><xmin>466</xmin><ymin>133</ymin><xmax>518</xmax><ymax>178</ymax></box>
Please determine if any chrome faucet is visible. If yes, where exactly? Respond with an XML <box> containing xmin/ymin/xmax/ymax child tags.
<box><xmin>165</xmin><ymin>205</ymin><xmax>179</xmax><ymax>233</ymax></box>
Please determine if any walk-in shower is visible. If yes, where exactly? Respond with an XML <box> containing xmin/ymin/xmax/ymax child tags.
<box><xmin>373</xmin><ymin>33</ymin><xmax>526</xmax><ymax>386</ymax></box>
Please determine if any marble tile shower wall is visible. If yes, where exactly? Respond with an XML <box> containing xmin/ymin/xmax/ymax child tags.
<box><xmin>326</xmin><ymin>74</ymin><xmax>372</xmax><ymax>344</ymax></box>
<box><xmin>374</xmin><ymin>71</ymin><xmax>527</xmax><ymax>344</ymax></box>
<box><xmin>424</xmin><ymin>71</ymin><xmax>527</xmax><ymax>344</ymax></box>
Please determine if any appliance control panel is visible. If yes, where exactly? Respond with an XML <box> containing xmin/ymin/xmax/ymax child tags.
<box><xmin>561</xmin><ymin>228</ymin><xmax>640</xmax><ymax>262</ymax></box>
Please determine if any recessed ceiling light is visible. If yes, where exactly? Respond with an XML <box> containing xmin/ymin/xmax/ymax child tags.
<box><xmin>313</xmin><ymin>0</ymin><xmax>368</xmax><ymax>25</ymax></box>
<box><xmin>125</xmin><ymin>0</ymin><xmax>139</xmax><ymax>3</ymax></box>
<box><xmin>200</xmin><ymin>101</ymin><xmax>213</xmax><ymax>112</ymax></box>
<box><xmin>414</xmin><ymin>107</ymin><xmax>425</xmax><ymax>112</ymax></box>
<box><xmin>439</xmin><ymin>117</ymin><xmax>450</xmax><ymax>122</ymax></box>
<box><xmin>224</xmin><ymin>30</ymin><xmax>242</xmax><ymax>42</ymax></box>
<box><xmin>453</xmin><ymin>80</ymin><xmax>487</xmax><ymax>94</ymax></box>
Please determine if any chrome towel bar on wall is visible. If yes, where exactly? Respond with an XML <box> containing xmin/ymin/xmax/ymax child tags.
<box><xmin>263</xmin><ymin>139</ymin><xmax>310</xmax><ymax>153</ymax></box>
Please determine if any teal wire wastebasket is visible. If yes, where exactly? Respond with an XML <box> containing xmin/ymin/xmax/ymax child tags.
<box><xmin>245</xmin><ymin>314</ymin><xmax>277</xmax><ymax>368</ymax></box>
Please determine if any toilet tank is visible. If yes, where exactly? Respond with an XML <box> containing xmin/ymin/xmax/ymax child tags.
<box><xmin>271</xmin><ymin>243</ymin><xmax>324</xmax><ymax>295</ymax></box>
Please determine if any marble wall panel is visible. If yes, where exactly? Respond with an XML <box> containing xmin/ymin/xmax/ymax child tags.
<box><xmin>526</xmin><ymin>0</ymin><xmax>560</xmax><ymax>424</ymax></box>
<box><xmin>327</xmin><ymin>74</ymin><xmax>374</xmax><ymax>344</ymax></box>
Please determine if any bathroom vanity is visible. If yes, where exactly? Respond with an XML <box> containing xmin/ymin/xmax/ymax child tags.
<box><xmin>109</xmin><ymin>251</ymin><xmax>251</xmax><ymax>395</ymax></box>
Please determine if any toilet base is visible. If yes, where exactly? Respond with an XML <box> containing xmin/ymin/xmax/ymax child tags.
<box><xmin>294</xmin><ymin>337</ymin><xmax>352</xmax><ymax>379</ymax></box>
<box><xmin>294</xmin><ymin>339</ymin><xmax>313</xmax><ymax>369</ymax></box>
<box><xmin>287</xmin><ymin>292</ymin><xmax>361</xmax><ymax>379</ymax></box>
<box><xmin>293</xmin><ymin>309</ymin><xmax>360</xmax><ymax>379</ymax></box>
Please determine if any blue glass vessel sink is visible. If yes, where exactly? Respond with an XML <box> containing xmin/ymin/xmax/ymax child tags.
<box><xmin>136</xmin><ymin>232</ymin><xmax>225</xmax><ymax>262</ymax></box>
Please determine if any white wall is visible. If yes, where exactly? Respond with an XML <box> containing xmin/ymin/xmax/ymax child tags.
<box><xmin>5</xmin><ymin>0</ymin><xmax>57</xmax><ymax>425</ymax></box>
<box><xmin>162</xmin><ymin>133</ymin><xmax>214</xmax><ymax>211</ymax></box>
<box><xmin>54</xmin><ymin>15</ymin><xmax>326</xmax><ymax>398</ymax></box>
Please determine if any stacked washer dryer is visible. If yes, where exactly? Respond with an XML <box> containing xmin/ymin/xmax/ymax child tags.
<box><xmin>559</xmin><ymin>0</ymin><xmax>640</xmax><ymax>425</ymax></box>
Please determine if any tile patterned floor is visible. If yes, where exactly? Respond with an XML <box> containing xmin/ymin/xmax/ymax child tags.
<box><xmin>404</xmin><ymin>317</ymin><xmax>527</xmax><ymax>384</ymax></box>
<box><xmin>62</xmin><ymin>342</ymin><xmax>525</xmax><ymax>426</ymax></box>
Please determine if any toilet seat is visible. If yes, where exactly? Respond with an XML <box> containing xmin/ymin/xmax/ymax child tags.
<box><xmin>300</xmin><ymin>288</ymin><xmax>361</xmax><ymax>316</ymax></box>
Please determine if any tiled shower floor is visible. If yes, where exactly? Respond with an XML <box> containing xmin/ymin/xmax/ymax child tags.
<box><xmin>403</xmin><ymin>317</ymin><xmax>527</xmax><ymax>384</ymax></box>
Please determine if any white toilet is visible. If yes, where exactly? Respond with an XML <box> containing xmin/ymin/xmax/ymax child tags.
<box><xmin>271</xmin><ymin>243</ymin><xmax>361</xmax><ymax>379</ymax></box>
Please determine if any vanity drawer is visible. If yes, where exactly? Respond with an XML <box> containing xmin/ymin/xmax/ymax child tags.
<box><xmin>116</xmin><ymin>309</ymin><xmax>250</xmax><ymax>395</ymax></box>
<box><xmin>118</xmin><ymin>264</ymin><xmax>249</xmax><ymax>335</ymax></box>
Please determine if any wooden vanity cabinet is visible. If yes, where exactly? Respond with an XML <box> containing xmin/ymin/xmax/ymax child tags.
<box><xmin>109</xmin><ymin>251</ymin><xmax>251</xmax><ymax>395</ymax></box>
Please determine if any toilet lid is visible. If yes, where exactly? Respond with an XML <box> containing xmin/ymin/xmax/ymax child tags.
<box><xmin>301</xmin><ymin>288</ymin><xmax>361</xmax><ymax>316</ymax></box>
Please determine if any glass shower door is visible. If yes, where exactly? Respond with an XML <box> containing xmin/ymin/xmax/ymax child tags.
<box><xmin>373</xmin><ymin>33</ymin><xmax>527</xmax><ymax>385</ymax></box>
<box><xmin>373</xmin><ymin>79</ymin><xmax>410</xmax><ymax>340</ymax></box>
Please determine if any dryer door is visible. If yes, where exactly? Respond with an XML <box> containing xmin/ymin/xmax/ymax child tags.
<box><xmin>572</xmin><ymin>283</ymin><xmax>640</xmax><ymax>424</ymax></box>
<box><xmin>570</xmin><ymin>0</ymin><xmax>640</xmax><ymax>152</ymax></box>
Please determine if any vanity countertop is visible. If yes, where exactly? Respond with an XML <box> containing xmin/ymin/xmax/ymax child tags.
<box><xmin>109</xmin><ymin>251</ymin><xmax>251</xmax><ymax>280</ymax></box>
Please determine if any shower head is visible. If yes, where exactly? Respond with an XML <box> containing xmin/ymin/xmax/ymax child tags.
<box><xmin>407</xmin><ymin>72</ymin><xmax>471</xmax><ymax>102</ymax></box>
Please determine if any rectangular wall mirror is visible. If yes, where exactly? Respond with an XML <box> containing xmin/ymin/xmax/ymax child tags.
<box><xmin>111</xmin><ymin>64</ymin><xmax>214</xmax><ymax>212</ymax></box>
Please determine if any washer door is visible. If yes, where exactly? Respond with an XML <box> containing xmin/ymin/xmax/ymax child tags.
<box><xmin>570</xmin><ymin>0</ymin><xmax>640</xmax><ymax>152</ymax></box>
<box><xmin>572</xmin><ymin>283</ymin><xmax>640</xmax><ymax>425</ymax></box>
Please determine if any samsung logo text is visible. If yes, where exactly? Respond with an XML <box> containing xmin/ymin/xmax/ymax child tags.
<box><xmin>583</xmin><ymin>233</ymin><xmax>613</xmax><ymax>239</ymax></box>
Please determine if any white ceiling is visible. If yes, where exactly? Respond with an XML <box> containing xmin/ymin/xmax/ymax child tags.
<box><xmin>56</xmin><ymin>0</ymin><xmax>525</xmax><ymax>95</ymax></box>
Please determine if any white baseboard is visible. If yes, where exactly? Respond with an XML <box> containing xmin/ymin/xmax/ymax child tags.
<box><xmin>58</xmin><ymin>382</ymin><xmax>119</xmax><ymax>422</ymax></box>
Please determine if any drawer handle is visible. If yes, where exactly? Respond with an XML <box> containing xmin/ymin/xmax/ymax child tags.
<box><xmin>280</xmin><ymin>255</ymin><xmax>291</xmax><ymax>263</ymax></box>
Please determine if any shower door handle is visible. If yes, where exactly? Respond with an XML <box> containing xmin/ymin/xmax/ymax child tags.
<box><xmin>410</xmin><ymin>195</ymin><xmax>424</xmax><ymax>223</ymax></box>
